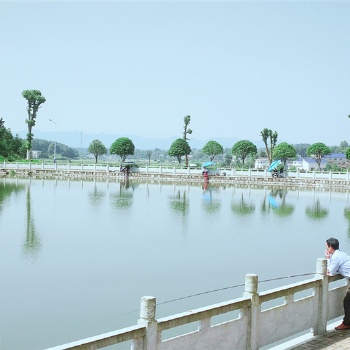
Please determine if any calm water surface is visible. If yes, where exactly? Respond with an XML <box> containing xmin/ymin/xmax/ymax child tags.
<box><xmin>1</xmin><ymin>178</ymin><xmax>350</xmax><ymax>350</ymax></box>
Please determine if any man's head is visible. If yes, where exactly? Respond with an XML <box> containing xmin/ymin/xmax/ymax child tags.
<box><xmin>326</xmin><ymin>237</ymin><xmax>339</xmax><ymax>254</ymax></box>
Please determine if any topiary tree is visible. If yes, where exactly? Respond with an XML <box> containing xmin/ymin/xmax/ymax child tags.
<box><xmin>260</xmin><ymin>128</ymin><xmax>278</xmax><ymax>165</ymax></box>
<box><xmin>272</xmin><ymin>142</ymin><xmax>297</xmax><ymax>168</ymax></box>
<box><xmin>168</xmin><ymin>138</ymin><xmax>191</xmax><ymax>164</ymax></box>
<box><xmin>307</xmin><ymin>142</ymin><xmax>331</xmax><ymax>170</ymax></box>
<box><xmin>88</xmin><ymin>139</ymin><xmax>107</xmax><ymax>163</ymax></box>
<box><xmin>232</xmin><ymin>140</ymin><xmax>257</xmax><ymax>168</ymax></box>
<box><xmin>22</xmin><ymin>90</ymin><xmax>46</xmax><ymax>160</ymax></box>
<box><xmin>202</xmin><ymin>140</ymin><xmax>223</xmax><ymax>162</ymax></box>
<box><xmin>110</xmin><ymin>137</ymin><xmax>135</xmax><ymax>162</ymax></box>
<box><xmin>182</xmin><ymin>115</ymin><xmax>192</xmax><ymax>167</ymax></box>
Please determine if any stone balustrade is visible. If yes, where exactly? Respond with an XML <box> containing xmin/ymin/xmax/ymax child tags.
<box><xmin>43</xmin><ymin>258</ymin><xmax>347</xmax><ymax>350</ymax></box>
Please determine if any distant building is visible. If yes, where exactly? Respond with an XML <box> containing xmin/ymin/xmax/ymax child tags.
<box><xmin>255</xmin><ymin>157</ymin><xmax>269</xmax><ymax>169</ymax></box>
<box><xmin>31</xmin><ymin>150</ymin><xmax>42</xmax><ymax>159</ymax></box>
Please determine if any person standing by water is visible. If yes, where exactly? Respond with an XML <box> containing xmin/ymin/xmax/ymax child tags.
<box><xmin>325</xmin><ymin>237</ymin><xmax>350</xmax><ymax>330</ymax></box>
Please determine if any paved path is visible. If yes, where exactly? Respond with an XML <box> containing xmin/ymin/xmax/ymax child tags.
<box><xmin>288</xmin><ymin>329</ymin><xmax>350</xmax><ymax>349</ymax></box>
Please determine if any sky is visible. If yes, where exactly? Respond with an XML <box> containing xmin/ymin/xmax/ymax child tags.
<box><xmin>0</xmin><ymin>1</ymin><xmax>349</xmax><ymax>147</ymax></box>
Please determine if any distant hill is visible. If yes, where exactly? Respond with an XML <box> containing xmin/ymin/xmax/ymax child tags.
<box><xmin>14</xmin><ymin>130</ymin><xmax>264</xmax><ymax>150</ymax></box>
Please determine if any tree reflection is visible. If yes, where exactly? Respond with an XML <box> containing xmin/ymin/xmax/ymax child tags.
<box><xmin>305</xmin><ymin>199</ymin><xmax>329</xmax><ymax>220</ymax></box>
<box><xmin>110</xmin><ymin>180</ymin><xmax>134</xmax><ymax>208</ymax></box>
<box><xmin>344</xmin><ymin>207</ymin><xmax>350</xmax><ymax>237</ymax></box>
<box><xmin>23</xmin><ymin>185</ymin><xmax>41</xmax><ymax>258</ymax></box>
<box><xmin>0</xmin><ymin>181</ymin><xmax>25</xmax><ymax>212</ymax></box>
<box><xmin>266</xmin><ymin>189</ymin><xmax>295</xmax><ymax>217</ymax></box>
<box><xmin>231</xmin><ymin>193</ymin><xmax>255</xmax><ymax>216</ymax></box>
<box><xmin>202</xmin><ymin>183</ymin><xmax>221</xmax><ymax>213</ymax></box>
<box><xmin>170</xmin><ymin>190</ymin><xmax>189</xmax><ymax>216</ymax></box>
<box><xmin>88</xmin><ymin>181</ymin><xmax>106</xmax><ymax>205</ymax></box>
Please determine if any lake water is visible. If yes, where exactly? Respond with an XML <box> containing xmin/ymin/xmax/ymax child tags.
<box><xmin>1</xmin><ymin>177</ymin><xmax>350</xmax><ymax>350</ymax></box>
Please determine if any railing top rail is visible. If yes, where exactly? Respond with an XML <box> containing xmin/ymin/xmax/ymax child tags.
<box><xmin>44</xmin><ymin>324</ymin><xmax>146</xmax><ymax>350</ymax></box>
<box><xmin>259</xmin><ymin>276</ymin><xmax>322</xmax><ymax>303</ymax></box>
<box><xmin>157</xmin><ymin>297</ymin><xmax>250</xmax><ymax>331</ymax></box>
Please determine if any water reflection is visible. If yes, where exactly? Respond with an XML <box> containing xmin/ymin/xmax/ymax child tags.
<box><xmin>266</xmin><ymin>189</ymin><xmax>295</xmax><ymax>217</ymax></box>
<box><xmin>305</xmin><ymin>199</ymin><xmax>329</xmax><ymax>220</ymax></box>
<box><xmin>110</xmin><ymin>181</ymin><xmax>134</xmax><ymax>208</ymax></box>
<box><xmin>231</xmin><ymin>193</ymin><xmax>255</xmax><ymax>216</ymax></box>
<box><xmin>23</xmin><ymin>184</ymin><xmax>41</xmax><ymax>258</ymax></box>
<box><xmin>344</xmin><ymin>208</ymin><xmax>350</xmax><ymax>237</ymax></box>
<box><xmin>169</xmin><ymin>189</ymin><xmax>189</xmax><ymax>216</ymax></box>
<box><xmin>88</xmin><ymin>180</ymin><xmax>106</xmax><ymax>205</ymax></box>
<box><xmin>201</xmin><ymin>183</ymin><xmax>221</xmax><ymax>213</ymax></box>
<box><xmin>0</xmin><ymin>179</ymin><xmax>25</xmax><ymax>211</ymax></box>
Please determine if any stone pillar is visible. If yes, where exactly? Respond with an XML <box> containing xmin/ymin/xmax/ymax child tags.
<box><xmin>314</xmin><ymin>258</ymin><xmax>328</xmax><ymax>335</ymax></box>
<box><xmin>173</xmin><ymin>166</ymin><xmax>176</xmax><ymax>174</ymax></box>
<box><xmin>243</xmin><ymin>274</ymin><xmax>259</xmax><ymax>350</ymax></box>
<box><xmin>42</xmin><ymin>161</ymin><xmax>44</xmax><ymax>170</ymax></box>
<box><xmin>159</xmin><ymin>164</ymin><xmax>162</xmax><ymax>174</ymax></box>
<box><xmin>133</xmin><ymin>296</ymin><xmax>158</xmax><ymax>350</ymax></box>
<box><xmin>187</xmin><ymin>166</ymin><xmax>190</xmax><ymax>175</ymax></box>
<box><xmin>146</xmin><ymin>164</ymin><xmax>149</xmax><ymax>174</ymax></box>
<box><xmin>106</xmin><ymin>163</ymin><xmax>109</xmax><ymax>173</ymax></box>
<box><xmin>55</xmin><ymin>161</ymin><xmax>57</xmax><ymax>171</ymax></box>
<box><xmin>329</xmin><ymin>170</ymin><xmax>332</xmax><ymax>180</ymax></box>
<box><xmin>249</xmin><ymin>168</ymin><xmax>252</xmax><ymax>178</ymax></box>
<box><xmin>81</xmin><ymin>163</ymin><xmax>84</xmax><ymax>171</ymax></box>
<box><xmin>68</xmin><ymin>161</ymin><xmax>70</xmax><ymax>171</ymax></box>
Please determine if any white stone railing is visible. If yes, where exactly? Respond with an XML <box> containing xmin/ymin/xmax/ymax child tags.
<box><xmin>43</xmin><ymin>258</ymin><xmax>347</xmax><ymax>350</ymax></box>
<box><xmin>2</xmin><ymin>161</ymin><xmax>350</xmax><ymax>180</ymax></box>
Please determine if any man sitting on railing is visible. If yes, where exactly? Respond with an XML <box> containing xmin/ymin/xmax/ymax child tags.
<box><xmin>325</xmin><ymin>237</ymin><xmax>350</xmax><ymax>330</ymax></box>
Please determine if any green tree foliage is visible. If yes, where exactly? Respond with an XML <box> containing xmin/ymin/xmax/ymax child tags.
<box><xmin>88</xmin><ymin>139</ymin><xmax>107</xmax><ymax>163</ymax></box>
<box><xmin>182</xmin><ymin>115</ymin><xmax>192</xmax><ymax>167</ymax></box>
<box><xmin>0</xmin><ymin>118</ymin><xmax>25</xmax><ymax>159</ymax></box>
<box><xmin>168</xmin><ymin>138</ymin><xmax>191</xmax><ymax>164</ymax></box>
<box><xmin>346</xmin><ymin>148</ymin><xmax>350</xmax><ymax>160</ymax></box>
<box><xmin>22</xmin><ymin>90</ymin><xmax>46</xmax><ymax>160</ymax></box>
<box><xmin>260</xmin><ymin>128</ymin><xmax>278</xmax><ymax>165</ymax></box>
<box><xmin>202</xmin><ymin>140</ymin><xmax>224</xmax><ymax>162</ymax></box>
<box><xmin>272</xmin><ymin>142</ymin><xmax>297</xmax><ymax>168</ymax></box>
<box><xmin>307</xmin><ymin>142</ymin><xmax>331</xmax><ymax>170</ymax></box>
<box><xmin>145</xmin><ymin>150</ymin><xmax>153</xmax><ymax>165</ymax></box>
<box><xmin>110</xmin><ymin>137</ymin><xmax>135</xmax><ymax>162</ymax></box>
<box><xmin>61</xmin><ymin>147</ymin><xmax>79</xmax><ymax>159</ymax></box>
<box><xmin>293</xmin><ymin>143</ymin><xmax>310</xmax><ymax>158</ymax></box>
<box><xmin>232</xmin><ymin>140</ymin><xmax>257</xmax><ymax>167</ymax></box>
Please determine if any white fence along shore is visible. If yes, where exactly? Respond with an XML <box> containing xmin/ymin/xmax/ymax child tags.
<box><xmin>44</xmin><ymin>258</ymin><xmax>346</xmax><ymax>350</ymax></box>
<box><xmin>2</xmin><ymin>161</ymin><xmax>350</xmax><ymax>182</ymax></box>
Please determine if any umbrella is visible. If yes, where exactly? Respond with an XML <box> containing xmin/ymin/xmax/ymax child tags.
<box><xmin>268</xmin><ymin>160</ymin><xmax>281</xmax><ymax>172</ymax></box>
<box><xmin>202</xmin><ymin>161</ymin><xmax>215</xmax><ymax>167</ymax></box>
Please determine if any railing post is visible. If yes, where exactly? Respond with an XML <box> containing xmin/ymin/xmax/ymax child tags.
<box><xmin>173</xmin><ymin>166</ymin><xmax>176</xmax><ymax>174</ymax></box>
<box><xmin>159</xmin><ymin>164</ymin><xmax>162</xmax><ymax>174</ymax></box>
<box><xmin>146</xmin><ymin>164</ymin><xmax>148</xmax><ymax>174</ymax></box>
<box><xmin>314</xmin><ymin>258</ymin><xmax>328</xmax><ymax>335</ymax></box>
<box><xmin>329</xmin><ymin>170</ymin><xmax>332</xmax><ymax>180</ymax></box>
<box><xmin>133</xmin><ymin>296</ymin><xmax>158</xmax><ymax>350</ymax></box>
<box><xmin>243</xmin><ymin>274</ymin><xmax>259</xmax><ymax>350</ymax></box>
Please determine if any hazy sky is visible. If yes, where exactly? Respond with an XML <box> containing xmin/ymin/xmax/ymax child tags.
<box><xmin>1</xmin><ymin>1</ymin><xmax>349</xmax><ymax>146</ymax></box>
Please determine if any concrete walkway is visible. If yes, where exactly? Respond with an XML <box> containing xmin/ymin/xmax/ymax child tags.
<box><xmin>268</xmin><ymin>321</ymin><xmax>350</xmax><ymax>350</ymax></box>
<box><xmin>288</xmin><ymin>329</ymin><xmax>350</xmax><ymax>349</ymax></box>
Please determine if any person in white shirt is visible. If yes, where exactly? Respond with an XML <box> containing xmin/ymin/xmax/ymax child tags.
<box><xmin>326</xmin><ymin>237</ymin><xmax>350</xmax><ymax>330</ymax></box>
